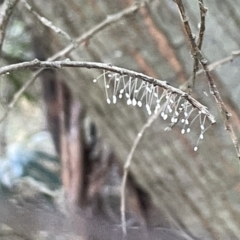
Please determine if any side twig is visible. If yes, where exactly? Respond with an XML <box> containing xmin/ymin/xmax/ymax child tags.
<box><xmin>198</xmin><ymin>50</ymin><xmax>240</xmax><ymax>74</ymax></box>
<box><xmin>181</xmin><ymin>50</ymin><xmax>240</xmax><ymax>88</ymax></box>
<box><xmin>120</xmin><ymin>106</ymin><xmax>162</xmax><ymax>237</ymax></box>
<box><xmin>174</xmin><ymin>0</ymin><xmax>240</xmax><ymax>159</ymax></box>
<box><xmin>48</xmin><ymin>2</ymin><xmax>146</xmax><ymax>61</ymax></box>
<box><xmin>197</xmin><ymin>0</ymin><xmax>207</xmax><ymax>50</ymax></box>
<box><xmin>21</xmin><ymin>0</ymin><xmax>73</xmax><ymax>43</ymax></box>
<box><xmin>189</xmin><ymin>0</ymin><xmax>207</xmax><ymax>91</ymax></box>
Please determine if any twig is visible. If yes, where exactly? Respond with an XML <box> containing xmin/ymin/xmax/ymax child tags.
<box><xmin>2</xmin><ymin>49</ymin><xmax>238</xmax><ymax>125</ymax></box>
<box><xmin>198</xmin><ymin>50</ymin><xmax>240</xmax><ymax>74</ymax></box>
<box><xmin>21</xmin><ymin>0</ymin><xmax>73</xmax><ymax>43</ymax></box>
<box><xmin>48</xmin><ymin>3</ymin><xmax>144</xmax><ymax>61</ymax></box>
<box><xmin>174</xmin><ymin>0</ymin><xmax>240</xmax><ymax>159</ymax></box>
<box><xmin>181</xmin><ymin>50</ymin><xmax>240</xmax><ymax>86</ymax></box>
<box><xmin>190</xmin><ymin>0</ymin><xmax>207</xmax><ymax>91</ymax></box>
<box><xmin>0</xmin><ymin>0</ymin><xmax>20</xmax><ymax>53</ymax></box>
<box><xmin>120</xmin><ymin>106</ymin><xmax>162</xmax><ymax>237</ymax></box>
<box><xmin>0</xmin><ymin>59</ymin><xmax>216</xmax><ymax>124</ymax></box>
<box><xmin>197</xmin><ymin>0</ymin><xmax>207</xmax><ymax>50</ymax></box>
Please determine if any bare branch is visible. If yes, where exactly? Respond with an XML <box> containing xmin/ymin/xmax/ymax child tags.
<box><xmin>0</xmin><ymin>59</ymin><xmax>216</xmax><ymax>124</ymax></box>
<box><xmin>0</xmin><ymin>0</ymin><xmax>19</xmax><ymax>54</ymax></box>
<box><xmin>197</xmin><ymin>0</ymin><xmax>207</xmax><ymax>50</ymax></box>
<box><xmin>120</xmin><ymin>106</ymin><xmax>162</xmax><ymax>237</ymax></box>
<box><xmin>198</xmin><ymin>50</ymin><xmax>240</xmax><ymax>74</ymax></box>
<box><xmin>174</xmin><ymin>0</ymin><xmax>240</xmax><ymax>159</ymax></box>
<box><xmin>190</xmin><ymin>0</ymin><xmax>208</xmax><ymax>91</ymax></box>
<box><xmin>49</xmin><ymin>3</ymin><xmax>144</xmax><ymax>61</ymax></box>
<box><xmin>21</xmin><ymin>0</ymin><xmax>73</xmax><ymax>43</ymax></box>
<box><xmin>181</xmin><ymin>50</ymin><xmax>240</xmax><ymax>90</ymax></box>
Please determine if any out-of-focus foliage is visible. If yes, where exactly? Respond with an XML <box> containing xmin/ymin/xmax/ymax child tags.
<box><xmin>0</xmin><ymin>132</ymin><xmax>60</xmax><ymax>190</ymax></box>
<box><xmin>3</xmin><ymin>18</ymin><xmax>33</xmax><ymax>61</ymax></box>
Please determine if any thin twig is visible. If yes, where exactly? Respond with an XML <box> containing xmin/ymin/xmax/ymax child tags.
<box><xmin>197</xmin><ymin>0</ymin><xmax>207</xmax><ymax>50</ymax></box>
<box><xmin>21</xmin><ymin>0</ymin><xmax>73</xmax><ymax>43</ymax></box>
<box><xmin>120</xmin><ymin>106</ymin><xmax>162</xmax><ymax>237</ymax></box>
<box><xmin>189</xmin><ymin>0</ymin><xmax>207</xmax><ymax>91</ymax></box>
<box><xmin>0</xmin><ymin>0</ymin><xmax>20</xmax><ymax>53</ymax></box>
<box><xmin>174</xmin><ymin>0</ymin><xmax>240</xmax><ymax>159</ymax></box>
<box><xmin>198</xmin><ymin>50</ymin><xmax>240</xmax><ymax>74</ymax></box>
<box><xmin>0</xmin><ymin>59</ymin><xmax>216</xmax><ymax>124</ymax></box>
<box><xmin>181</xmin><ymin>50</ymin><xmax>240</xmax><ymax>87</ymax></box>
<box><xmin>48</xmin><ymin>3</ymin><xmax>145</xmax><ymax>61</ymax></box>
